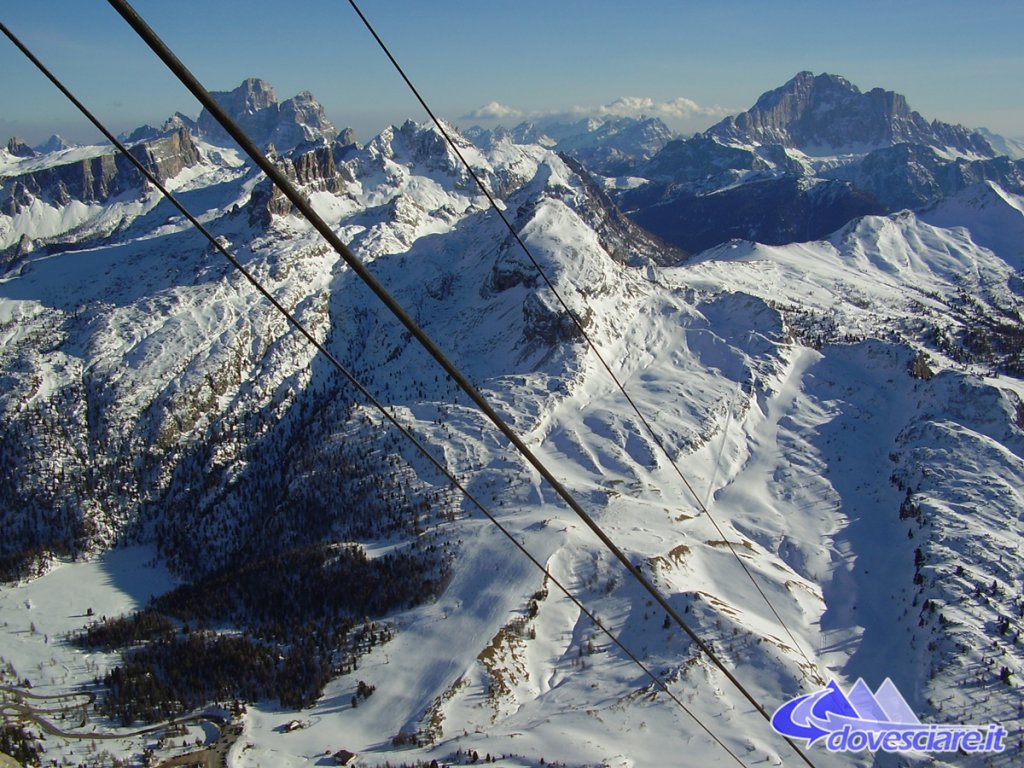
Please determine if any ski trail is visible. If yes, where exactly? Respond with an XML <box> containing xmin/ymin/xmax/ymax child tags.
<box><xmin>704</xmin><ymin>388</ymin><xmax>735</xmax><ymax>508</ymax></box>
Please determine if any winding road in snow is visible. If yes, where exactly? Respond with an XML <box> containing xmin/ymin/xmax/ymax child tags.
<box><xmin>0</xmin><ymin>683</ymin><xmax>238</xmax><ymax>766</ymax></box>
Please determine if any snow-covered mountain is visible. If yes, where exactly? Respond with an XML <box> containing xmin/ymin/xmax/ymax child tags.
<box><xmin>1</xmin><ymin>77</ymin><xmax>1023</xmax><ymax>768</ymax></box>
<box><xmin>612</xmin><ymin>73</ymin><xmax>1024</xmax><ymax>255</ymax></box>
<box><xmin>466</xmin><ymin>114</ymin><xmax>676</xmax><ymax>176</ymax></box>
<box><xmin>707</xmin><ymin>71</ymin><xmax>996</xmax><ymax>158</ymax></box>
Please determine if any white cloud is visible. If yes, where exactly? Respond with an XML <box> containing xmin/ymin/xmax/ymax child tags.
<box><xmin>462</xmin><ymin>101</ymin><xmax>525</xmax><ymax>121</ymax></box>
<box><xmin>592</xmin><ymin>96</ymin><xmax>731</xmax><ymax>122</ymax></box>
<box><xmin>461</xmin><ymin>96</ymin><xmax>732</xmax><ymax>132</ymax></box>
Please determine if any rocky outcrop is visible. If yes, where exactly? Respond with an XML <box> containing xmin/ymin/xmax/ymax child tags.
<box><xmin>129</xmin><ymin>127</ymin><xmax>202</xmax><ymax>181</ymax></box>
<box><xmin>335</xmin><ymin>127</ymin><xmax>358</xmax><ymax>151</ymax></box>
<box><xmin>196</xmin><ymin>78</ymin><xmax>338</xmax><ymax>151</ymax></box>
<box><xmin>247</xmin><ymin>139</ymin><xmax>355</xmax><ymax>226</ymax></box>
<box><xmin>0</xmin><ymin>128</ymin><xmax>201</xmax><ymax>213</ymax></box>
<box><xmin>6</xmin><ymin>136</ymin><xmax>35</xmax><ymax>158</ymax></box>
<box><xmin>3</xmin><ymin>152</ymin><xmax>123</xmax><ymax>211</ymax></box>
<box><xmin>522</xmin><ymin>292</ymin><xmax>590</xmax><ymax>345</ymax></box>
<box><xmin>708</xmin><ymin>71</ymin><xmax>995</xmax><ymax>157</ymax></box>
<box><xmin>272</xmin><ymin>90</ymin><xmax>335</xmax><ymax>148</ymax></box>
<box><xmin>0</xmin><ymin>233</ymin><xmax>34</xmax><ymax>273</ymax></box>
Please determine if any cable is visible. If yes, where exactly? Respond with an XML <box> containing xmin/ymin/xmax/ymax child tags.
<box><xmin>344</xmin><ymin>0</ymin><xmax>821</xmax><ymax>682</ymax></box>
<box><xmin>0</xmin><ymin>21</ymin><xmax>748</xmax><ymax>765</ymax></box>
<box><xmin>99</xmin><ymin>4</ymin><xmax>818</xmax><ymax>764</ymax></box>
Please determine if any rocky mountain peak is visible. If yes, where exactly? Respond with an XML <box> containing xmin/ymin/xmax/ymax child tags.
<box><xmin>754</xmin><ymin>71</ymin><xmax>856</xmax><ymax>109</ymax></box>
<box><xmin>196</xmin><ymin>78</ymin><xmax>338</xmax><ymax>151</ymax></box>
<box><xmin>34</xmin><ymin>134</ymin><xmax>75</xmax><ymax>154</ymax></box>
<box><xmin>229</xmin><ymin>77</ymin><xmax>279</xmax><ymax>114</ymax></box>
<box><xmin>5</xmin><ymin>136</ymin><xmax>35</xmax><ymax>158</ymax></box>
<box><xmin>2</xmin><ymin>68</ymin><xmax>1024</xmax><ymax>768</ymax></box>
<box><xmin>708</xmin><ymin>71</ymin><xmax>994</xmax><ymax>157</ymax></box>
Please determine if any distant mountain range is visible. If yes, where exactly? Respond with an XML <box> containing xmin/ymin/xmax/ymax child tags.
<box><xmin>619</xmin><ymin>72</ymin><xmax>1024</xmax><ymax>253</ymax></box>
<box><xmin>463</xmin><ymin>71</ymin><xmax>1024</xmax><ymax>255</ymax></box>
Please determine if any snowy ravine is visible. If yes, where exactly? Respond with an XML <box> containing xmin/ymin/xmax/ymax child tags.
<box><xmin>1</xmin><ymin>106</ymin><xmax>1022</xmax><ymax>768</ymax></box>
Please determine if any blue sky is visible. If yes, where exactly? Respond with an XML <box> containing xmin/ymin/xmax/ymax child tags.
<box><xmin>2</xmin><ymin>1</ymin><xmax>1022</xmax><ymax>146</ymax></box>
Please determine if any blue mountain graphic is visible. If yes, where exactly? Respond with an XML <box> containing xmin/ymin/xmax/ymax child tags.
<box><xmin>811</xmin><ymin>680</ymin><xmax>859</xmax><ymax>722</ymax></box>
<box><xmin>772</xmin><ymin>680</ymin><xmax>859</xmax><ymax>744</ymax></box>
<box><xmin>874</xmin><ymin>678</ymin><xmax>920</xmax><ymax>724</ymax></box>
<box><xmin>772</xmin><ymin>693</ymin><xmax>829</xmax><ymax>743</ymax></box>
<box><xmin>848</xmin><ymin>678</ymin><xmax>889</xmax><ymax>722</ymax></box>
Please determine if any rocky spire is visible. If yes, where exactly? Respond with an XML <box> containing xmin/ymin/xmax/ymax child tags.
<box><xmin>5</xmin><ymin>136</ymin><xmax>35</xmax><ymax>158</ymax></box>
<box><xmin>195</xmin><ymin>78</ymin><xmax>338</xmax><ymax>151</ymax></box>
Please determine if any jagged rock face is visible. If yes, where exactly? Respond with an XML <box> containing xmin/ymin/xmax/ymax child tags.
<box><xmin>3</xmin><ymin>75</ymin><xmax>1024</xmax><ymax>765</ymax></box>
<box><xmin>0</xmin><ymin>234</ymin><xmax>34</xmax><ymax>273</ymax></box>
<box><xmin>129</xmin><ymin>127</ymin><xmax>203</xmax><ymax>182</ymax></box>
<box><xmin>1</xmin><ymin>181</ymin><xmax>36</xmax><ymax>217</ymax></box>
<box><xmin>2</xmin><ymin>153</ymin><xmax>123</xmax><ymax>211</ymax></box>
<box><xmin>6</xmin><ymin>137</ymin><xmax>35</xmax><ymax>158</ymax></box>
<box><xmin>196</xmin><ymin>78</ymin><xmax>338</xmax><ymax>151</ymax></box>
<box><xmin>0</xmin><ymin>120</ymin><xmax>653</xmax><ymax>572</ymax></box>
<box><xmin>708</xmin><ymin>71</ymin><xmax>995</xmax><ymax>156</ymax></box>
<box><xmin>0</xmin><ymin>128</ymin><xmax>202</xmax><ymax>213</ymax></box>
<box><xmin>613</xmin><ymin>72</ymin><xmax>1018</xmax><ymax>253</ymax></box>
<box><xmin>162</xmin><ymin>112</ymin><xmax>199</xmax><ymax>135</ymax></box>
<box><xmin>248</xmin><ymin>139</ymin><xmax>360</xmax><ymax>226</ymax></box>
<box><xmin>290</xmin><ymin>144</ymin><xmax>339</xmax><ymax>187</ymax></box>
<box><xmin>198</xmin><ymin>77</ymin><xmax>277</xmax><ymax>132</ymax></box>
<box><xmin>335</xmin><ymin>127</ymin><xmax>358</xmax><ymax>149</ymax></box>
<box><xmin>272</xmin><ymin>91</ymin><xmax>333</xmax><ymax>148</ymax></box>
<box><xmin>392</xmin><ymin>120</ymin><xmax>467</xmax><ymax>173</ymax></box>
<box><xmin>522</xmin><ymin>292</ymin><xmax>588</xmax><ymax>344</ymax></box>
